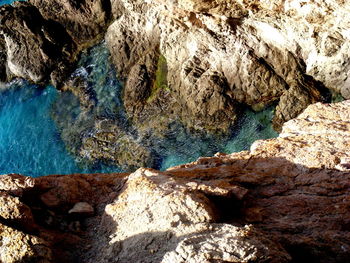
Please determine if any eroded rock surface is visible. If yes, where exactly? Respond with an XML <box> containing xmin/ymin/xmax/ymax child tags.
<box><xmin>0</xmin><ymin>2</ymin><xmax>75</xmax><ymax>83</ymax></box>
<box><xmin>0</xmin><ymin>100</ymin><xmax>348</xmax><ymax>262</ymax></box>
<box><xmin>106</xmin><ymin>0</ymin><xmax>350</xmax><ymax>133</ymax></box>
<box><xmin>29</xmin><ymin>0</ymin><xmax>112</xmax><ymax>45</ymax></box>
<box><xmin>2</xmin><ymin>0</ymin><xmax>349</xmax><ymax>170</ymax></box>
<box><xmin>0</xmin><ymin>0</ymin><xmax>111</xmax><ymax>85</ymax></box>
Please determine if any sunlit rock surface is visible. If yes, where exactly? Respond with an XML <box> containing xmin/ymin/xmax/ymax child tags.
<box><xmin>0</xmin><ymin>100</ymin><xmax>349</xmax><ymax>262</ymax></box>
<box><xmin>2</xmin><ymin>0</ymin><xmax>349</xmax><ymax>170</ymax></box>
<box><xmin>106</xmin><ymin>0</ymin><xmax>350</xmax><ymax>132</ymax></box>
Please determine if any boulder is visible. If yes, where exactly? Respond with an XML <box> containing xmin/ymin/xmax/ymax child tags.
<box><xmin>30</xmin><ymin>0</ymin><xmax>112</xmax><ymax>45</ymax></box>
<box><xmin>68</xmin><ymin>202</ymin><xmax>94</xmax><ymax>216</ymax></box>
<box><xmin>0</xmin><ymin>2</ymin><xmax>75</xmax><ymax>83</ymax></box>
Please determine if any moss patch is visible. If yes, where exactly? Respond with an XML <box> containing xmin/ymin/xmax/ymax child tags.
<box><xmin>147</xmin><ymin>54</ymin><xmax>169</xmax><ymax>102</ymax></box>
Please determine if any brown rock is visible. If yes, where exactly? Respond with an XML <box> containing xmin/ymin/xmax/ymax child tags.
<box><xmin>0</xmin><ymin>174</ymin><xmax>34</xmax><ymax>196</ymax></box>
<box><xmin>0</xmin><ymin>101</ymin><xmax>349</xmax><ymax>262</ymax></box>
<box><xmin>168</xmin><ymin>100</ymin><xmax>350</xmax><ymax>262</ymax></box>
<box><xmin>106</xmin><ymin>0</ymin><xmax>335</xmax><ymax>134</ymax></box>
<box><xmin>89</xmin><ymin>168</ymin><xmax>289</xmax><ymax>262</ymax></box>
<box><xmin>162</xmin><ymin>224</ymin><xmax>291</xmax><ymax>263</ymax></box>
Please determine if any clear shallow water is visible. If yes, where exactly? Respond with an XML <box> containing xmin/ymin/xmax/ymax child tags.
<box><xmin>0</xmin><ymin>81</ymin><xmax>120</xmax><ymax>177</ymax></box>
<box><xmin>159</xmin><ymin>108</ymin><xmax>278</xmax><ymax>170</ymax></box>
<box><xmin>0</xmin><ymin>42</ymin><xmax>278</xmax><ymax>177</ymax></box>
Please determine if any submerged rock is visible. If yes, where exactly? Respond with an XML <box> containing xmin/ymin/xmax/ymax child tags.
<box><xmin>0</xmin><ymin>100</ymin><xmax>348</xmax><ymax>262</ymax></box>
<box><xmin>79</xmin><ymin>119</ymin><xmax>155</xmax><ymax>171</ymax></box>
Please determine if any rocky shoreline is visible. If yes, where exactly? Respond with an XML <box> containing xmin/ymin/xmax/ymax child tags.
<box><xmin>0</xmin><ymin>1</ymin><xmax>350</xmax><ymax>261</ymax></box>
<box><xmin>2</xmin><ymin>0</ymin><xmax>350</xmax><ymax>169</ymax></box>
<box><xmin>0</xmin><ymin>100</ymin><xmax>349</xmax><ymax>262</ymax></box>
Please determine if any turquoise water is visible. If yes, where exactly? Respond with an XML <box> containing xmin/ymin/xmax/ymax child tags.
<box><xmin>0</xmin><ymin>0</ymin><xmax>25</xmax><ymax>5</ymax></box>
<box><xmin>159</xmin><ymin>108</ymin><xmax>277</xmax><ymax>170</ymax></box>
<box><xmin>0</xmin><ymin>80</ymin><xmax>119</xmax><ymax>177</ymax></box>
<box><xmin>0</xmin><ymin>41</ymin><xmax>278</xmax><ymax>177</ymax></box>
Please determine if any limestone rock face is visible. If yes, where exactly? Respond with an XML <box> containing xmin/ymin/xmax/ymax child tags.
<box><xmin>0</xmin><ymin>2</ymin><xmax>75</xmax><ymax>83</ymax></box>
<box><xmin>0</xmin><ymin>192</ymin><xmax>35</xmax><ymax>229</ymax></box>
<box><xmin>0</xmin><ymin>0</ymin><xmax>111</xmax><ymax>85</ymax></box>
<box><xmin>0</xmin><ymin>100</ymin><xmax>348</xmax><ymax>262</ymax></box>
<box><xmin>106</xmin><ymin>0</ymin><xmax>350</xmax><ymax>132</ymax></box>
<box><xmin>162</xmin><ymin>224</ymin><xmax>289</xmax><ymax>263</ymax></box>
<box><xmin>29</xmin><ymin>0</ymin><xmax>112</xmax><ymax>45</ymax></box>
<box><xmin>90</xmin><ymin>168</ymin><xmax>290</xmax><ymax>263</ymax></box>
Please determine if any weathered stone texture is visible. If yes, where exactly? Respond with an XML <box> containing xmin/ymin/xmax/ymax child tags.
<box><xmin>0</xmin><ymin>100</ymin><xmax>349</xmax><ymax>262</ymax></box>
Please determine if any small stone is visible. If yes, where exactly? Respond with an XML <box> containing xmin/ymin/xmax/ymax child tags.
<box><xmin>68</xmin><ymin>202</ymin><xmax>94</xmax><ymax>216</ymax></box>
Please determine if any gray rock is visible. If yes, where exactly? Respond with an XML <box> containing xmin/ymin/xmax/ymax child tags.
<box><xmin>106</xmin><ymin>0</ymin><xmax>332</xmax><ymax>134</ymax></box>
<box><xmin>68</xmin><ymin>202</ymin><xmax>94</xmax><ymax>216</ymax></box>
<box><xmin>0</xmin><ymin>2</ymin><xmax>75</xmax><ymax>83</ymax></box>
<box><xmin>163</xmin><ymin>224</ymin><xmax>291</xmax><ymax>263</ymax></box>
<box><xmin>29</xmin><ymin>0</ymin><xmax>112</xmax><ymax>45</ymax></box>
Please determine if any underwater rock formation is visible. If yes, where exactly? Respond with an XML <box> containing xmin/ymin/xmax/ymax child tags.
<box><xmin>0</xmin><ymin>100</ymin><xmax>349</xmax><ymax>262</ymax></box>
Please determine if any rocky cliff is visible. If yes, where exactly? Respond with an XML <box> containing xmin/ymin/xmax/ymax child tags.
<box><xmin>0</xmin><ymin>0</ymin><xmax>112</xmax><ymax>86</ymax></box>
<box><xmin>106</xmin><ymin>0</ymin><xmax>349</xmax><ymax>133</ymax></box>
<box><xmin>0</xmin><ymin>100</ymin><xmax>349</xmax><ymax>262</ymax></box>
<box><xmin>1</xmin><ymin>0</ymin><xmax>350</xmax><ymax>169</ymax></box>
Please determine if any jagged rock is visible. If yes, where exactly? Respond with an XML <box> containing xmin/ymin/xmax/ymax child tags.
<box><xmin>0</xmin><ymin>174</ymin><xmax>34</xmax><ymax>196</ymax></box>
<box><xmin>168</xmin><ymin>100</ymin><xmax>350</xmax><ymax>262</ymax></box>
<box><xmin>0</xmin><ymin>2</ymin><xmax>75</xmax><ymax>83</ymax></box>
<box><xmin>89</xmin><ymin>168</ymin><xmax>289</xmax><ymax>263</ymax></box>
<box><xmin>0</xmin><ymin>192</ymin><xmax>35</xmax><ymax>230</ymax></box>
<box><xmin>30</xmin><ymin>0</ymin><xmax>112</xmax><ymax>45</ymax></box>
<box><xmin>0</xmin><ymin>35</ymin><xmax>7</xmax><ymax>82</ymax></box>
<box><xmin>0</xmin><ymin>100</ymin><xmax>348</xmax><ymax>262</ymax></box>
<box><xmin>0</xmin><ymin>223</ymin><xmax>52</xmax><ymax>263</ymax></box>
<box><xmin>163</xmin><ymin>224</ymin><xmax>290</xmax><ymax>263</ymax></box>
<box><xmin>106</xmin><ymin>0</ymin><xmax>346</xmax><ymax>133</ymax></box>
<box><xmin>0</xmin><ymin>0</ymin><xmax>112</xmax><ymax>86</ymax></box>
